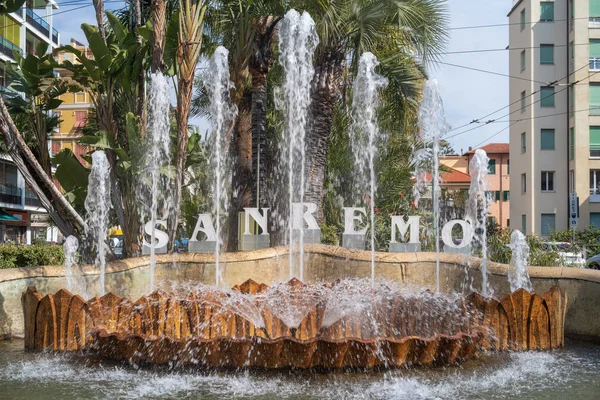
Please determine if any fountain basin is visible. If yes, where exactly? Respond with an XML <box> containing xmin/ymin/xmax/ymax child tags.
<box><xmin>21</xmin><ymin>278</ymin><xmax>565</xmax><ymax>370</ymax></box>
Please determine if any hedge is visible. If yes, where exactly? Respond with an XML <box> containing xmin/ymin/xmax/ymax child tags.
<box><xmin>0</xmin><ymin>244</ymin><xmax>64</xmax><ymax>269</ymax></box>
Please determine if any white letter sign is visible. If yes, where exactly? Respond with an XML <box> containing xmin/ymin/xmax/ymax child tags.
<box><xmin>390</xmin><ymin>216</ymin><xmax>420</xmax><ymax>244</ymax></box>
<box><xmin>441</xmin><ymin>219</ymin><xmax>474</xmax><ymax>249</ymax></box>
<box><xmin>343</xmin><ymin>207</ymin><xmax>367</xmax><ymax>235</ymax></box>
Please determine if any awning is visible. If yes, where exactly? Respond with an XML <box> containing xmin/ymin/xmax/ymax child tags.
<box><xmin>0</xmin><ymin>210</ymin><xmax>22</xmax><ymax>222</ymax></box>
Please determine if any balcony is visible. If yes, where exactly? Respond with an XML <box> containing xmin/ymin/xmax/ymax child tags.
<box><xmin>25</xmin><ymin>190</ymin><xmax>41</xmax><ymax>207</ymax></box>
<box><xmin>0</xmin><ymin>35</ymin><xmax>22</xmax><ymax>59</ymax></box>
<box><xmin>52</xmin><ymin>28</ymin><xmax>58</xmax><ymax>45</ymax></box>
<box><xmin>591</xmin><ymin>105</ymin><xmax>600</xmax><ymax>116</ymax></box>
<box><xmin>26</xmin><ymin>8</ymin><xmax>49</xmax><ymax>38</ymax></box>
<box><xmin>591</xmin><ymin>57</ymin><xmax>600</xmax><ymax>71</ymax></box>
<box><xmin>591</xmin><ymin>17</ymin><xmax>600</xmax><ymax>29</ymax></box>
<box><xmin>0</xmin><ymin>184</ymin><xmax>22</xmax><ymax>205</ymax></box>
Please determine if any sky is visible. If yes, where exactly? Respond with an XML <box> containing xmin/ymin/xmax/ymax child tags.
<box><xmin>52</xmin><ymin>0</ymin><xmax>512</xmax><ymax>154</ymax></box>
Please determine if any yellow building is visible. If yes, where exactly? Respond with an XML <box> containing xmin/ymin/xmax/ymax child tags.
<box><xmin>52</xmin><ymin>39</ymin><xmax>93</xmax><ymax>164</ymax></box>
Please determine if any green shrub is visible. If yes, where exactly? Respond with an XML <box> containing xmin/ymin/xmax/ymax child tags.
<box><xmin>0</xmin><ymin>244</ymin><xmax>64</xmax><ymax>269</ymax></box>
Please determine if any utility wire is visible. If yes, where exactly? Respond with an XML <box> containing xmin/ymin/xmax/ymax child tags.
<box><xmin>438</xmin><ymin>42</ymin><xmax>591</xmax><ymax>56</ymax></box>
<box><xmin>437</xmin><ymin>61</ymin><xmax>550</xmax><ymax>85</ymax></box>
<box><xmin>446</xmin><ymin>63</ymin><xmax>591</xmax><ymax>137</ymax></box>
<box><xmin>467</xmin><ymin>69</ymin><xmax>600</xmax><ymax>148</ymax></box>
<box><xmin>448</xmin><ymin>16</ymin><xmax>589</xmax><ymax>30</ymax></box>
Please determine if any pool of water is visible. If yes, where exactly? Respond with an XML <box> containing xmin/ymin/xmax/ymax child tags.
<box><xmin>1</xmin><ymin>339</ymin><xmax>599</xmax><ymax>399</ymax></box>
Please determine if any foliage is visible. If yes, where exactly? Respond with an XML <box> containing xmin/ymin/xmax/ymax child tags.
<box><xmin>0</xmin><ymin>244</ymin><xmax>64</xmax><ymax>269</ymax></box>
<box><xmin>485</xmin><ymin>228</ymin><xmax>561</xmax><ymax>267</ymax></box>
<box><xmin>0</xmin><ymin>0</ymin><xmax>25</xmax><ymax>14</ymax></box>
<box><xmin>550</xmin><ymin>227</ymin><xmax>600</xmax><ymax>258</ymax></box>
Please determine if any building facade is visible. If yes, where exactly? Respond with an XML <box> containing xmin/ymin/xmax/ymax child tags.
<box><xmin>440</xmin><ymin>143</ymin><xmax>511</xmax><ymax>229</ymax></box>
<box><xmin>0</xmin><ymin>1</ymin><xmax>60</xmax><ymax>243</ymax></box>
<box><xmin>0</xmin><ymin>1</ymin><xmax>59</xmax><ymax>90</ymax></box>
<box><xmin>52</xmin><ymin>39</ymin><xmax>93</xmax><ymax>163</ymax></box>
<box><xmin>508</xmin><ymin>0</ymin><xmax>600</xmax><ymax>235</ymax></box>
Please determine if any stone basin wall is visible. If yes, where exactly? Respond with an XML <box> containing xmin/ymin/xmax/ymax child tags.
<box><xmin>1</xmin><ymin>244</ymin><xmax>599</xmax><ymax>339</ymax></box>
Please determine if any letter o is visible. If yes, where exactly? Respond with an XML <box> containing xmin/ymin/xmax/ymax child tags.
<box><xmin>441</xmin><ymin>220</ymin><xmax>474</xmax><ymax>249</ymax></box>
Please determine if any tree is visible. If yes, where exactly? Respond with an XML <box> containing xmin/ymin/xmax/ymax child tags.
<box><xmin>301</xmin><ymin>0</ymin><xmax>449</xmax><ymax>219</ymax></box>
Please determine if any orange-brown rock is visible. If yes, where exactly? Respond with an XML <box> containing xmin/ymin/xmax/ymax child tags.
<box><xmin>21</xmin><ymin>281</ymin><xmax>567</xmax><ymax>369</ymax></box>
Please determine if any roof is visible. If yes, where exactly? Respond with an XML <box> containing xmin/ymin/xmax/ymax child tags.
<box><xmin>418</xmin><ymin>167</ymin><xmax>472</xmax><ymax>184</ymax></box>
<box><xmin>466</xmin><ymin>143</ymin><xmax>509</xmax><ymax>155</ymax></box>
<box><xmin>507</xmin><ymin>0</ymin><xmax>524</xmax><ymax>17</ymax></box>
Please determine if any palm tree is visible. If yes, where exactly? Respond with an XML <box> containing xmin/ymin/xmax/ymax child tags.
<box><xmin>301</xmin><ymin>0</ymin><xmax>449</xmax><ymax>219</ymax></box>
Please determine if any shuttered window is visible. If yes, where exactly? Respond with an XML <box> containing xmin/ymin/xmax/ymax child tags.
<box><xmin>591</xmin><ymin>84</ymin><xmax>600</xmax><ymax>115</ymax></box>
<box><xmin>590</xmin><ymin>126</ymin><xmax>600</xmax><ymax>157</ymax></box>
<box><xmin>570</xmin><ymin>128</ymin><xmax>575</xmax><ymax>160</ymax></box>
<box><xmin>540</xmin><ymin>2</ymin><xmax>554</xmax><ymax>21</ymax></box>
<box><xmin>591</xmin><ymin>0</ymin><xmax>600</xmax><ymax>17</ymax></box>
<box><xmin>541</xmin><ymin>129</ymin><xmax>555</xmax><ymax>150</ymax></box>
<box><xmin>540</xmin><ymin>86</ymin><xmax>555</xmax><ymax>107</ymax></box>
<box><xmin>540</xmin><ymin>44</ymin><xmax>554</xmax><ymax>64</ymax></box>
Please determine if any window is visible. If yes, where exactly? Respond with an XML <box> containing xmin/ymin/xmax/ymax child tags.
<box><xmin>521</xmin><ymin>173</ymin><xmax>527</xmax><ymax>193</ymax></box>
<box><xmin>570</xmin><ymin>170</ymin><xmax>575</xmax><ymax>192</ymax></box>
<box><xmin>74</xmin><ymin>111</ymin><xmax>87</xmax><ymax>130</ymax></box>
<box><xmin>540</xmin><ymin>44</ymin><xmax>554</xmax><ymax>64</ymax></box>
<box><xmin>488</xmin><ymin>159</ymin><xmax>496</xmax><ymax>175</ymax></box>
<box><xmin>541</xmin><ymin>214</ymin><xmax>556</xmax><ymax>235</ymax></box>
<box><xmin>591</xmin><ymin>213</ymin><xmax>600</xmax><ymax>227</ymax></box>
<box><xmin>540</xmin><ymin>86</ymin><xmax>555</xmax><ymax>107</ymax></box>
<box><xmin>569</xmin><ymin>84</ymin><xmax>574</xmax><ymax>113</ymax></box>
<box><xmin>590</xmin><ymin>126</ymin><xmax>600</xmax><ymax>157</ymax></box>
<box><xmin>507</xmin><ymin>159</ymin><xmax>510</xmax><ymax>174</ymax></box>
<box><xmin>590</xmin><ymin>40</ymin><xmax>600</xmax><ymax>70</ymax></box>
<box><xmin>590</xmin><ymin>170</ymin><xmax>600</xmax><ymax>195</ymax></box>
<box><xmin>521</xmin><ymin>132</ymin><xmax>527</xmax><ymax>153</ymax></box>
<box><xmin>591</xmin><ymin>0</ymin><xmax>600</xmax><ymax>18</ymax></box>
<box><xmin>520</xmin><ymin>50</ymin><xmax>526</xmax><ymax>71</ymax></box>
<box><xmin>541</xmin><ymin>129</ymin><xmax>555</xmax><ymax>150</ymax></box>
<box><xmin>590</xmin><ymin>84</ymin><xmax>600</xmax><ymax>115</ymax></box>
<box><xmin>540</xmin><ymin>2</ymin><xmax>554</xmax><ymax>21</ymax></box>
<box><xmin>495</xmin><ymin>191</ymin><xmax>501</xmax><ymax>201</ymax></box>
<box><xmin>522</xmin><ymin>214</ymin><xmax>527</xmax><ymax>234</ymax></box>
<box><xmin>570</xmin><ymin>128</ymin><xmax>575</xmax><ymax>159</ymax></box>
<box><xmin>521</xmin><ymin>91</ymin><xmax>527</xmax><ymax>112</ymax></box>
<box><xmin>541</xmin><ymin>171</ymin><xmax>555</xmax><ymax>192</ymax></box>
<box><xmin>75</xmin><ymin>92</ymin><xmax>86</xmax><ymax>103</ymax></box>
<box><xmin>521</xmin><ymin>9</ymin><xmax>526</xmax><ymax>30</ymax></box>
<box><xmin>503</xmin><ymin>191</ymin><xmax>510</xmax><ymax>201</ymax></box>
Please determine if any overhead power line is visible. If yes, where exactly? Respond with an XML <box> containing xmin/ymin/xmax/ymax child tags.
<box><xmin>448</xmin><ymin>16</ymin><xmax>589</xmax><ymax>31</ymax></box>
<box><xmin>467</xmin><ymin>69</ymin><xmax>600</xmax><ymax>148</ymax></box>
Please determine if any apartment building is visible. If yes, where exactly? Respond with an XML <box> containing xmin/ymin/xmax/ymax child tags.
<box><xmin>0</xmin><ymin>1</ymin><xmax>59</xmax><ymax>90</ymax></box>
<box><xmin>0</xmin><ymin>1</ymin><xmax>60</xmax><ymax>243</ymax></box>
<box><xmin>52</xmin><ymin>39</ymin><xmax>93</xmax><ymax>163</ymax></box>
<box><xmin>508</xmin><ymin>0</ymin><xmax>600</xmax><ymax>235</ymax></box>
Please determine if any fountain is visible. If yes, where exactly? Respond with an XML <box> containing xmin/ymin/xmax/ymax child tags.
<box><xmin>508</xmin><ymin>230</ymin><xmax>533</xmax><ymax>292</ymax></box>
<box><xmin>203</xmin><ymin>46</ymin><xmax>238</xmax><ymax>286</ymax></box>
<box><xmin>84</xmin><ymin>150</ymin><xmax>111</xmax><ymax>296</ymax></box>
<box><xmin>414</xmin><ymin>79</ymin><xmax>449</xmax><ymax>293</ymax></box>
<box><xmin>349</xmin><ymin>52</ymin><xmax>388</xmax><ymax>285</ymax></box>
<box><xmin>468</xmin><ymin>149</ymin><xmax>492</xmax><ymax>297</ymax></box>
<box><xmin>13</xmin><ymin>11</ymin><xmax>571</xmax><ymax>382</ymax></box>
<box><xmin>62</xmin><ymin>235</ymin><xmax>79</xmax><ymax>293</ymax></box>
<box><xmin>144</xmin><ymin>72</ymin><xmax>172</xmax><ymax>291</ymax></box>
<box><xmin>278</xmin><ymin>9</ymin><xmax>319</xmax><ymax>280</ymax></box>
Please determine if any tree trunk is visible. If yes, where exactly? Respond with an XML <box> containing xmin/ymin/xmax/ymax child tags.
<box><xmin>151</xmin><ymin>0</ymin><xmax>167</xmax><ymax>73</ymax></box>
<box><xmin>92</xmin><ymin>0</ymin><xmax>106</xmax><ymax>41</ymax></box>
<box><xmin>134</xmin><ymin>0</ymin><xmax>146</xmax><ymax>138</ymax></box>
<box><xmin>304</xmin><ymin>48</ymin><xmax>344</xmax><ymax>221</ymax></box>
<box><xmin>0</xmin><ymin>96</ymin><xmax>85</xmax><ymax>236</ymax></box>
<box><xmin>250</xmin><ymin>70</ymin><xmax>267</xmax><ymax>207</ymax></box>
<box><xmin>227</xmin><ymin>97</ymin><xmax>253</xmax><ymax>251</ymax></box>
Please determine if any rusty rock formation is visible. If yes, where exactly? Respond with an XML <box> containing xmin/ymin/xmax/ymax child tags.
<box><xmin>21</xmin><ymin>280</ymin><xmax>566</xmax><ymax>369</ymax></box>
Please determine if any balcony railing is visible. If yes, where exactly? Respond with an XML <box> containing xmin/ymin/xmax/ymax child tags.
<box><xmin>25</xmin><ymin>190</ymin><xmax>41</xmax><ymax>207</ymax></box>
<box><xmin>591</xmin><ymin>17</ymin><xmax>600</xmax><ymax>28</ymax></box>
<box><xmin>0</xmin><ymin>184</ymin><xmax>22</xmax><ymax>205</ymax></box>
<box><xmin>591</xmin><ymin>58</ymin><xmax>600</xmax><ymax>71</ymax></box>
<box><xmin>52</xmin><ymin>28</ymin><xmax>58</xmax><ymax>44</ymax></box>
<box><xmin>591</xmin><ymin>105</ymin><xmax>600</xmax><ymax>116</ymax></box>
<box><xmin>26</xmin><ymin>8</ymin><xmax>49</xmax><ymax>38</ymax></box>
<box><xmin>0</xmin><ymin>35</ymin><xmax>22</xmax><ymax>59</ymax></box>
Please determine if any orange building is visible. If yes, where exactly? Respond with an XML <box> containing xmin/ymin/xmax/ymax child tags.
<box><xmin>439</xmin><ymin>143</ymin><xmax>511</xmax><ymax>229</ymax></box>
<box><xmin>51</xmin><ymin>39</ymin><xmax>93</xmax><ymax>164</ymax></box>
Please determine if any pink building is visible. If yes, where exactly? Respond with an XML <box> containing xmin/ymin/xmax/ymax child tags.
<box><xmin>440</xmin><ymin>143</ymin><xmax>510</xmax><ymax>229</ymax></box>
